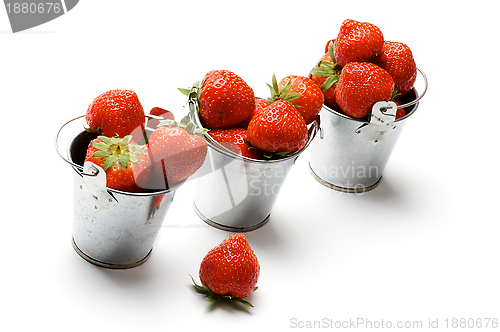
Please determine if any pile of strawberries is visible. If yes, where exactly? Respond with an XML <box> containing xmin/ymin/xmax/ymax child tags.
<box><xmin>181</xmin><ymin>69</ymin><xmax>324</xmax><ymax>160</ymax></box>
<box><xmin>83</xmin><ymin>89</ymin><xmax>208</xmax><ymax>193</ymax></box>
<box><xmin>82</xmin><ymin>92</ymin><xmax>262</xmax><ymax>306</ymax></box>
<box><xmin>74</xmin><ymin>19</ymin><xmax>421</xmax><ymax>309</ymax></box>
<box><xmin>309</xmin><ymin>19</ymin><xmax>417</xmax><ymax>120</ymax></box>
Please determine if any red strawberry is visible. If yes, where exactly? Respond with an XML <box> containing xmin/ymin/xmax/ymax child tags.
<box><xmin>309</xmin><ymin>41</ymin><xmax>342</xmax><ymax>110</ymax></box>
<box><xmin>84</xmin><ymin>135</ymin><xmax>151</xmax><ymax>192</ymax></box>
<box><xmin>192</xmin><ymin>234</ymin><xmax>260</xmax><ymax>306</ymax></box>
<box><xmin>324</xmin><ymin>38</ymin><xmax>335</xmax><ymax>53</ymax></box>
<box><xmin>147</xmin><ymin>107</ymin><xmax>175</xmax><ymax>129</ymax></box>
<box><xmin>196</xmin><ymin>70</ymin><xmax>255</xmax><ymax>129</ymax></box>
<box><xmin>239</xmin><ymin>97</ymin><xmax>269</xmax><ymax>129</ymax></box>
<box><xmin>208</xmin><ymin>128</ymin><xmax>262</xmax><ymax>159</ymax></box>
<box><xmin>274</xmin><ymin>75</ymin><xmax>324</xmax><ymax>125</ymax></box>
<box><xmin>148</xmin><ymin>116</ymin><xmax>208</xmax><ymax>186</ymax></box>
<box><xmin>132</xmin><ymin>107</ymin><xmax>176</xmax><ymax>145</ymax></box>
<box><xmin>374</xmin><ymin>41</ymin><xmax>417</xmax><ymax>97</ymax></box>
<box><xmin>254</xmin><ymin>98</ymin><xmax>270</xmax><ymax>113</ymax></box>
<box><xmin>396</xmin><ymin>108</ymin><xmax>405</xmax><ymax>119</ymax></box>
<box><xmin>334</xmin><ymin>19</ymin><xmax>384</xmax><ymax>67</ymax></box>
<box><xmin>393</xmin><ymin>99</ymin><xmax>406</xmax><ymax>119</ymax></box>
<box><xmin>336</xmin><ymin>62</ymin><xmax>395</xmax><ymax>119</ymax></box>
<box><xmin>267</xmin><ymin>73</ymin><xmax>323</xmax><ymax>125</ymax></box>
<box><xmin>85</xmin><ymin>90</ymin><xmax>145</xmax><ymax>140</ymax></box>
<box><xmin>247</xmin><ymin>100</ymin><xmax>308</xmax><ymax>157</ymax></box>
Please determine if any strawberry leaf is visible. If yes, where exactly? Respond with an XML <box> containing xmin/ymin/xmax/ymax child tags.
<box><xmin>158</xmin><ymin>119</ymin><xmax>177</xmax><ymax>128</ymax></box>
<box><xmin>118</xmin><ymin>154</ymin><xmax>129</xmax><ymax>168</ymax></box>
<box><xmin>319</xmin><ymin>60</ymin><xmax>335</xmax><ymax>70</ymax></box>
<box><xmin>271</xmin><ymin>73</ymin><xmax>279</xmax><ymax>95</ymax></box>
<box><xmin>190</xmin><ymin>275</ymin><xmax>210</xmax><ymax>294</ymax></box>
<box><xmin>128</xmin><ymin>154</ymin><xmax>139</xmax><ymax>163</ymax></box>
<box><xmin>104</xmin><ymin>155</ymin><xmax>118</xmax><ymax>171</ymax></box>
<box><xmin>110</xmin><ymin>136</ymin><xmax>122</xmax><ymax>145</ymax></box>
<box><xmin>121</xmin><ymin>135</ymin><xmax>132</xmax><ymax>145</ymax></box>
<box><xmin>245</xmin><ymin>140</ymin><xmax>292</xmax><ymax>159</ymax></box>
<box><xmin>91</xmin><ymin>141</ymin><xmax>110</xmax><ymax>151</ymax></box>
<box><xmin>321</xmin><ymin>75</ymin><xmax>339</xmax><ymax>91</ymax></box>
<box><xmin>244</xmin><ymin>139</ymin><xmax>253</xmax><ymax>148</ymax></box>
<box><xmin>279</xmin><ymin>79</ymin><xmax>292</xmax><ymax>96</ymax></box>
<box><xmin>194</xmin><ymin>127</ymin><xmax>210</xmax><ymax>135</ymax></box>
<box><xmin>283</xmin><ymin>92</ymin><xmax>302</xmax><ymax>103</ymax></box>
<box><xmin>235</xmin><ymin>298</ymin><xmax>254</xmax><ymax>307</ymax></box>
<box><xmin>311</xmin><ymin>67</ymin><xmax>333</xmax><ymax>77</ymax></box>
<box><xmin>328</xmin><ymin>40</ymin><xmax>336</xmax><ymax>64</ymax></box>
<box><xmin>206</xmin><ymin>294</ymin><xmax>221</xmax><ymax>303</ymax></box>
<box><xmin>266</xmin><ymin>83</ymin><xmax>276</xmax><ymax>103</ymax></box>
<box><xmin>130</xmin><ymin>145</ymin><xmax>145</xmax><ymax>153</ymax></box>
<box><xmin>189</xmin><ymin>274</ymin><xmax>255</xmax><ymax>307</ymax></box>
<box><xmin>267</xmin><ymin>73</ymin><xmax>303</xmax><ymax>106</ymax></box>
<box><xmin>185</xmin><ymin>122</ymin><xmax>196</xmax><ymax>135</ymax></box>
<box><xmin>98</xmin><ymin>136</ymin><xmax>113</xmax><ymax>145</ymax></box>
<box><xmin>178</xmin><ymin>88</ymin><xmax>191</xmax><ymax>96</ymax></box>
<box><xmin>92</xmin><ymin>151</ymin><xmax>111</xmax><ymax>158</ymax></box>
<box><xmin>179</xmin><ymin>115</ymin><xmax>191</xmax><ymax>127</ymax></box>
<box><xmin>391</xmin><ymin>86</ymin><xmax>400</xmax><ymax>99</ymax></box>
<box><xmin>84</xmin><ymin>125</ymin><xmax>96</xmax><ymax>134</ymax></box>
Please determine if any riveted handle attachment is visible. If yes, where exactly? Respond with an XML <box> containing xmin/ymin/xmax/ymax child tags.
<box><xmin>356</xmin><ymin>101</ymin><xmax>398</xmax><ymax>145</ymax></box>
<box><xmin>80</xmin><ymin>161</ymin><xmax>118</xmax><ymax>211</ymax></box>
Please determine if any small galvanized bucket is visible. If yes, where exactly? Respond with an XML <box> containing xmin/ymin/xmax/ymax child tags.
<box><xmin>309</xmin><ymin>68</ymin><xmax>428</xmax><ymax>193</ymax></box>
<box><xmin>55</xmin><ymin>116</ymin><xmax>183</xmax><ymax>269</ymax></box>
<box><xmin>188</xmin><ymin>95</ymin><xmax>319</xmax><ymax>232</ymax></box>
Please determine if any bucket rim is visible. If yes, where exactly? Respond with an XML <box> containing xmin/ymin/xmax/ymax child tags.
<box><xmin>187</xmin><ymin>93</ymin><xmax>320</xmax><ymax>164</ymax></box>
<box><xmin>317</xmin><ymin>67</ymin><xmax>427</xmax><ymax>123</ymax></box>
<box><xmin>56</xmin><ymin>115</ymin><xmax>184</xmax><ymax>197</ymax></box>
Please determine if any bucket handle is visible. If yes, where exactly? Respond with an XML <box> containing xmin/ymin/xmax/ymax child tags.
<box><xmin>187</xmin><ymin>87</ymin><xmax>319</xmax><ymax>162</ymax></box>
<box><xmin>55</xmin><ymin>114</ymin><xmax>182</xmax><ymax>198</ymax></box>
<box><xmin>79</xmin><ymin>161</ymin><xmax>118</xmax><ymax>211</ymax></box>
<box><xmin>54</xmin><ymin>115</ymin><xmax>86</xmax><ymax>172</ymax></box>
<box><xmin>355</xmin><ymin>68</ymin><xmax>428</xmax><ymax>145</ymax></box>
<box><xmin>396</xmin><ymin>68</ymin><xmax>428</xmax><ymax>110</ymax></box>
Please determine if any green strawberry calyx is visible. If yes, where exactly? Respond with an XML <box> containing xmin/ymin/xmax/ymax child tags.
<box><xmin>244</xmin><ymin>139</ymin><xmax>291</xmax><ymax>160</ymax></box>
<box><xmin>178</xmin><ymin>80</ymin><xmax>202</xmax><ymax>101</ymax></box>
<box><xmin>189</xmin><ymin>275</ymin><xmax>257</xmax><ymax>307</ymax></box>
<box><xmin>267</xmin><ymin>73</ymin><xmax>303</xmax><ymax>107</ymax></box>
<box><xmin>310</xmin><ymin>41</ymin><xmax>342</xmax><ymax>91</ymax></box>
<box><xmin>157</xmin><ymin>115</ymin><xmax>209</xmax><ymax>136</ymax></box>
<box><xmin>90</xmin><ymin>135</ymin><xmax>145</xmax><ymax>171</ymax></box>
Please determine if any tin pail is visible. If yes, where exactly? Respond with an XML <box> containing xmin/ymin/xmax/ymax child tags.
<box><xmin>309</xmin><ymin>69</ymin><xmax>427</xmax><ymax>193</ymax></box>
<box><xmin>188</xmin><ymin>96</ymin><xmax>319</xmax><ymax>232</ymax></box>
<box><xmin>55</xmin><ymin>116</ymin><xmax>183</xmax><ymax>269</ymax></box>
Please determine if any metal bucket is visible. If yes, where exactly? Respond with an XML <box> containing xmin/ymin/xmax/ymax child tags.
<box><xmin>309</xmin><ymin>68</ymin><xmax>428</xmax><ymax>193</ymax></box>
<box><xmin>188</xmin><ymin>95</ymin><xmax>319</xmax><ymax>232</ymax></box>
<box><xmin>55</xmin><ymin>116</ymin><xmax>183</xmax><ymax>269</ymax></box>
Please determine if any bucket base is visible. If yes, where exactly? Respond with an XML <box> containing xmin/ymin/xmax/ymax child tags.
<box><xmin>193</xmin><ymin>201</ymin><xmax>270</xmax><ymax>232</ymax></box>
<box><xmin>309</xmin><ymin>163</ymin><xmax>381</xmax><ymax>193</ymax></box>
<box><xmin>72</xmin><ymin>238</ymin><xmax>152</xmax><ymax>269</ymax></box>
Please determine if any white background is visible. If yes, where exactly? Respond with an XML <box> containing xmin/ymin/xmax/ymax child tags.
<box><xmin>2</xmin><ymin>1</ymin><xmax>499</xmax><ymax>331</ymax></box>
